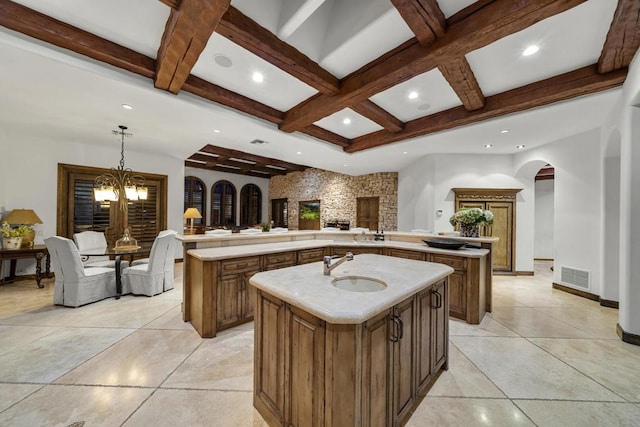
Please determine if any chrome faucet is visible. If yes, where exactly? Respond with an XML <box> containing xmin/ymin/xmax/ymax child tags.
<box><xmin>323</xmin><ymin>252</ymin><xmax>354</xmax><ymax>275</ymax></box>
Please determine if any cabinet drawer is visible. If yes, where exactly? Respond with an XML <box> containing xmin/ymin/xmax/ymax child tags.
<box><xmin>297</xmin><ymin>248</ymin><xmax>326</xmax><ymax>265</ymax></box>
<box><xmin>219</xmin><ymin>256</ymin><xmax>261</xmax><ymax>275</ymax></box>
<box><xmin>431</xmin><ymin>255</ymin><xmax>466</xmax><ymax>272</ymax></box>
<box><xmin>264</xmin><ymin>251</ymin><xmax>296</xmax><ymax>266</ymax></box>
<box><xmin>388</xmin><ymin>249</ymin><xmax>426</xmax><ymax>261</ymax></box>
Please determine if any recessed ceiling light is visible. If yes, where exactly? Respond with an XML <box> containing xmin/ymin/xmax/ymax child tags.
<box><xmin>213</xmin><ymin>54</ymin><xmax>233</xmax><ymax>68</ymax></box>
<box><xmin>296</xmin><ymin>151</ymin><xmax>302</xmax><ymax>155</ymax></box>
<box><xmin>522</xmin><ymin>45</ymin><xmax>539</xmax><ymax>56</ymax></box>
<box><xmin>213</xmin><ymin>129</ymin><xmax>221</xmax><ymax>133</ymax></box>
<box><xmin>252</xmin><ymin>72</ymin><xmax>264</xmax><ymax>83</ymax></box>
<box><xmin>418</xmin><ymin>103</ymin><xmax>431</xmax><ymax>111</ymax></box>
<box><xmin>343</xmin><ymin>164</ymin><xmax>348</xmax><ymax>167</ymax></box>
<box><xmin>402</xmin><ymin>151</ymin><xmax>408</xmax><ymax>154</ymax></box>
<box><xmin>500</xmin><ymin>129</ymin><xmax>509</xmax><ymax>134</ymax></box>
<box><xmin>516</xmin><ymin>145</ymin><xmax>526</xmax><ymax>149</ymax></box>
<box><xmin>121</xmin><ymin>104</ymin><xmax>133</xmax><ymax>110</ymax></box>
<box><xmin>484</xmin><ymin>144</ymin><xmax>493</xmax><ymax>148</ymax></box>
<box><xmin>408</xmin><ymin>91</ymin><xmax>418</xmax><ymax>100</ymax></box>
<box><xmin>343</xmin><ymin>117</ymin><xmax>351</xmax><ymax>125</ymax></box>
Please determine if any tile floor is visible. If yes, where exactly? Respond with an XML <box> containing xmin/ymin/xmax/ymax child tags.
<box><xmin>1</xmin><ymin>261</ymin><xmax>639</xmax><ymax>426</ymax></box>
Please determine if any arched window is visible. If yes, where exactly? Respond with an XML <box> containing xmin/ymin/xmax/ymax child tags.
<box><xmin>240</xmin><ymin>184</ymin><xmax>262</xmax><ymax>226</ymax></box>
<box><xmin>184</xmin><ymin>176</ymin><xmax>206</xmax><ymax>225</ymax></box>
<box><xmin>211</xmin><ymin>180</ymin><xmax>236</xmax><ymax>226</ymax></box>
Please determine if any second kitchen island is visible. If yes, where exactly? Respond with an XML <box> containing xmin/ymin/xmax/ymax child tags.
<box><xmin>250</xmin><ymin>254</ymin><xmax>453</xmax><ymax>427</ymax></box>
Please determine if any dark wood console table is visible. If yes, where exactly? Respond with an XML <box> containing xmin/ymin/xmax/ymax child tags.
<box><xmin>0</xmin><ymin>244</ymin><xmax>51</xmax><ymax>288</ymax></box>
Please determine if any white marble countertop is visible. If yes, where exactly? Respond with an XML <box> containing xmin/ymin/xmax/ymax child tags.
<box><xmin>178</xmin><ymin>230</ymin><xmax>499</xmax><ymax>244</ymax></box>
<box><xmin>187</xmin><ymin>238</ymin><xmax>489</xmax><ymax>261</ymax></box>
<box><xmin>249</xmin><ymin>254</ymin><xmax>454</xmax><ymax>324</ymax></box>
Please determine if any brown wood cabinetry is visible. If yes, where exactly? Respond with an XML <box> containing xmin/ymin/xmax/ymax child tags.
<box><xmin>263</xmin><ymin>251</ymin><xmax>296</xmax><ymax>270</ymax></box>
<box><xmin>297</xmin><ymin>247</ymin><xmax>326</xmax><ymax>265</ymax></box>
<box><xmin>385</xmin><ymin>248</ymin><xmax>426</xmax><ymax>261</ymax></box>
<box><xmin>217</xmin><ymin>256</ymin><xmax>261</xmax><ymax>330</ymax></box>
<box><xmin>255</xmin><ymin>279</ymin><xmax>449</xmax><ymax>427</ymax></box>
<box><xmin>332</xmin><ymin>245</ymin><xmax>382</xmax><ymax>256</ymax></box>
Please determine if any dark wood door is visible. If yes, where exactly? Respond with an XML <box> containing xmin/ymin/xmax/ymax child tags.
<box><xmin>357</xmin><ymin>197</ymin><xmax>379</xmax><ymax>231</ymax></box>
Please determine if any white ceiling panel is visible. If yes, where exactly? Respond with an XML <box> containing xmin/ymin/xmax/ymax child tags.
<box><xmin>191</xmin><ymin>33</ymin><xmax>318</xmax><ymax>112</ymax></box>
<box><xmin>466</xmin><ymin>0</ymin><xmax>618</xmax><ymax>96</ymax></box>
<box><xmin>12</xmin><ymin>0</ymin><xmax>169</xmax><ymax>58</ymax></box>
<box><xmin>370</xmin><ymin>69</ymin><xmax>462</xmax><ymax>122</ymax></box>
<box><xmin>313</xmin><ymin>108</ymin><xmax>383</xmax><ymax>139</ymax></box>
<box><xmin>436</xmin><ymin>0</ymin><xmax>478</xmax><ymax>18</ymax></box>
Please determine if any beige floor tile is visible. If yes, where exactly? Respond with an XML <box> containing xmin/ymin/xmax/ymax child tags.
<box><xmin>0</xmin><ymin>325</ymin><xmax>60</xmax><ymax>355</ymax></box>
<box><xmin>531</xmin><ymin>338</ymin><xmax>640</xmax><ymax>401</ymax></box>
<box><xmin>0</xmin><ymin>327</ymin><xmax>134</xmax><ymax>383</ymax></box>
<box><xmin>491</xmin><ymin>306</ymin><xmax>593</xmax><ymax>338</ymax></box>
<box><xmin>448</xmin><ymin>315</ymin><xmax>518</xmax><ymax>337</ymax></box>
<box><xmin>142</xmin><ymin>304</ymin><xmax>195</xmax><ymax>331</ymax></box>
<box><xmin>534</xmin><ymin>306</ymin><xmax>619</xmax><ymax>338</ymax></box>
<box><xmin>451</xmin><ymin>336</ymin><xmax>624</xmax><ymax>401</ymax></box>
<box><xmin>427</xmin><ymin>343</ymin><xmax>505</xmax><ymax>398</ymax></box>
<box><xmin>0</xmin><ymin>384</ymin><xmax>153</xmax><ymax>427</ymax></box>
<box><xmin>55</xmin><ymin>329</ymin><xmax>202</xmax><ymax>387</ymax></box>
<box><xmin>123</xmin><ymin>389</ymin><xmax>267</xmax><ymax>427</ymax></box>
<box><xmin>0</xmin><ymin>384</ymin><xmax>43</xmax><ymax>412</ymax></box>
<box><xmin>163</xmin><ymin>329</ymin><xmax>254</xmax><ymax>391</ymax></box>
<box><xmin>515</xmin><ymin>400</ymin><xmax>640</xmax><ymax>426</ymax></box>
<box><xmin>406</xmin><ymin>397</ymin><xmax>534</xmax><ymax>426</ymax></box>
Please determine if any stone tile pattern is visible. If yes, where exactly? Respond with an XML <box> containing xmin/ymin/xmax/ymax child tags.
<box><xmin>269</xmin><ymin>168</ymin><xmax>398</xmax><ymax>231</ymax></box>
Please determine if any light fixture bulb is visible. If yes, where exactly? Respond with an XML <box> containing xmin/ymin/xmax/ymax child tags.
<box><xmin>122</xmin><ymin>104</ymin><xmax>133</xmax><ymax>110</ymax></box>
<box><xmin>501</xmin><ymin>129</ymin><xmax>509</xmax><ymax>134</ymax></box>
<box><xmin>343</xmin><ymin>118</ymin><xmax>351</xmax><ymax>125</ymax></box>
<box><xmin>522</xmin><ymin>45</ymin><xmax>539</xmax><ymax>56</ymax></box>
<box><xmin>213</xmin><ymin>129</ymin><xmax>221</xmax><ymax>133</ymax></box>
<box><xmin>252</xmin><ymin>72</ymin><xmax>264</xmax><ymax>83</ymax></box>
<box><xmin>408</xmin><ymin>91</ymin><xmax>418</xmax><ymax>99</ymax></box>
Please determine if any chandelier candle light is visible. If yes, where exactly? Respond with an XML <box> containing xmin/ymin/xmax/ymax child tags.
<box><xmin>94</xmin><ymin>125</ymin><xmax>148</xmax><ymax>212</ymax></box>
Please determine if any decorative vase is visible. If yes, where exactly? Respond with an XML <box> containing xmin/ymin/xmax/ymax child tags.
<box><xmin>3</xmin><ymin>237</ymin><xmax>23</xmax><ymax>249</ymax></box>
<box><xmin>459</xmin><ymin>224</ymin><xmax>479</xmax><ymax>238</ymax></box>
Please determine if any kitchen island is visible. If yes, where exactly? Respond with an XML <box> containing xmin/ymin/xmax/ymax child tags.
<box><xmin>250</xmin><ymin>254</ymin><xmax>453</xmax><ymax>427</ymax></box>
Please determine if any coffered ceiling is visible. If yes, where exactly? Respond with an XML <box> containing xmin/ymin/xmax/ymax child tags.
<box><xmin>0</xmin><ymin>0</ymin><xmax>638</xmax><ymax>176</ymax></box>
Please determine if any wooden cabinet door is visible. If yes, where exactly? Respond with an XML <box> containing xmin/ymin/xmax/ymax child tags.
<box><xmin>254</xmin><ymin>292</ymin><xmax>287</xmax><ymax>425</ymax></box>
<box><xmin>446</xmin><ymin>271</ymin><xmax>466</xmax><ymax>320</ymax></box>
<box><xmin>487</xmin><ymin>201</ymin><xmax>513</xmax><ymax>271</ymax></box>
<box><xmin>216</xmin><ymin>274</ymin><xmax>243</xmax><ymax>328</ymax></box>
<box><xmin>362</xmin><ymin>310</ymin><xmax>392</xmax><ymax>427</ymax></box>
<box><xmin>431</xmin><ymin>280</ymin><xmax>448</xmax><ymax>373</ymax></box>
<box><xmin>288</xmin><ymin>306</ymin><xmax>325</xmax><ymax>427</ymax></box>
<box><xmin>415</xmin><ymin>288</ymin><xmax>434</xmax><ymax>395</ymax></box>
<box><xmin>392</xmin><ymin>297</ymin><xmax>416</xmax><ymax>425</ymax></box>
<box><xmin>241</xmin><ymin>269</ymin><xmax>260</xmax><ymax>319</ymax></box>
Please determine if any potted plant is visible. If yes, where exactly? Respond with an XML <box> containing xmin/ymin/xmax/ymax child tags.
<box><xmin>449</xmin><ymin>208</ymin><xmax>494</xmax><ymax>238</ymax></box>
<box><xmin>1</xmin><ymin>222</ymin><xmax>32</xmax><ymax>249</ymax></box>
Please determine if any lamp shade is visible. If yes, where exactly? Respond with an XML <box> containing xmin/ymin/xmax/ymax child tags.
<box><xmin>3</xmin><ymin>209</ymin><xmax>42</xmax><ymax>225</ymax></box>
<box><xmin>183</xmin><ymin>208</ymin><xmax>202</xmax><ymax>219</ymax></box>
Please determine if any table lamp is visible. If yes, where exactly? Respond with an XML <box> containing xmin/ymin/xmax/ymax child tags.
<box><xmin>183</xmin><ymin>208</ymin><xmax>202</xmax><ymax>235</ymax></box>
<box><xmin>3</xmin><ymin>209</ymin><xmax>43</xmax><ymax>248</ymax></box>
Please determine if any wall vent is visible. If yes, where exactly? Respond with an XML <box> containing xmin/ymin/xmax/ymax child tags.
<box><xmin>560</xmin><ymin>266</ymin><xmax>590</xmax><ymax>289</ymax></box>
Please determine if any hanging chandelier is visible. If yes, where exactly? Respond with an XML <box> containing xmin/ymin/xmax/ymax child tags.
<box><xmin>93</xmin><ymin>125</ymin><xmax>148</xmax><ymax>211</ymax></box>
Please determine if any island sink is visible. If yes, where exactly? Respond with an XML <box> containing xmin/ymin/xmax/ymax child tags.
<box><xmin>332</xmin><ymin>276</ymin><xmax>386</xmax><ymax>292</ymax></box>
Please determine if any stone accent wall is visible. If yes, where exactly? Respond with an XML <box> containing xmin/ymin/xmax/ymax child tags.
<box><xmin>269</xmin><ymin>168</ymin><xmax>398</xmax><ymax>231</ymax></box>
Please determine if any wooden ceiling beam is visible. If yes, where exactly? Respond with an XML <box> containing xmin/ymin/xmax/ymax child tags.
<box><xmin>438</xmin><ymin>57</ymin><xmax>485</xmax><ymax>110</ymax></box>
<box><xmin>155</xmin><ymin>0</ymin><xmax>230</xmax><ymax>94</ymax></box>
<box><xmin>390</xmin><ymin>0</ymin><xmax>446</xmax><ymax>45</ymax></box>
<box><xmin>188</xmin><ymin>153</ymin><xmax>289</xmax><ymax>176</ymax></box>
<box><xmin>597</xmin><ymin>0</ymin><xmax>640</xmax><ymax>74</ymax></box>
<box><xmin>0</xmin><ymin>0</ymin><xmax>156</xmax><ymax>79</ymax></box>
<box><xmin>186</xmin><ymin>160</ymin><xmax>277</xmax><ymax>179</ymax></box>
<box><xmin>217</xmin><ymin>6</ymin><xmax>340</xmax><ymax>95</ymax></box>
<box><xmin>279</xmin><ymin>0</ymin><xmax>587</xmax><ymax>133</ymax></box>
<box><xmin>300</xmin><ymin>126</ymin><xmax>352</xmax><ymax>148</ymax></box>
<box><xmin>182</xmin><ymin>75</ymin><xmax>284</xmax><ymax>124</ymax></box>
<box><xmin>346</xmin><ymin>64</ymin><xmax>627</xmax><ymax>153</ymax></box>
<box><xmin>158</xmin><ymin>0</ymin><xmax>181</xmax><ymax>9</ymax></box>
<box><xmin>351</xmin><ymin>101</ymin><xmax>404</xmax><ymax>132</ymax></box>
<box><xmin>199</xmin><ymin>145</ymin><xmax>309</xmax><ymax>172</ymax></box>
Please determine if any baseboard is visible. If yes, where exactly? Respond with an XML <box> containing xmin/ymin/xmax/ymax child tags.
<box><xmin>516</xmin><ymin>271</ymin><xmax>534</xmax><ymax>276</ymax></box>
<box><xmin>534</xmin><ymin>258</ymin><xmax>554</xmax><ymax>261</ymax></box>
<box><xmin>493</xmin><ymin>271</ymin><xmax>517</xmax><ymax>276</ymax></box>
<box><xmin>552</xmin><ymin>282</ymin><xmax>599</xmax><ymax>301</ymax></box>
<box><xmin>600</xmin><ymin>299</ymin><xmax>619</xmax><ymax>309</ymax></box>
<box><xmin>617</xmin><ymin>323</ymin><xmax>640</xmax><ymax>346</ymax></box>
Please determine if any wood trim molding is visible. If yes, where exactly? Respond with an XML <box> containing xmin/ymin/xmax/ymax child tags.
<box><xmin>515</xmin><ymin>271</ymin><xmax>534</xmax><ymax>276</ymax></box>
<box><xmin>600</xmin><ymin>299</ymin><xmax>619</xmax><ymax>309</ymax></box>
<box><xmin>552</xmin><ymin>282</ymin><xmax>599</xmax><ymax>301</ymax></box>
<box><xmin>452</xmin><ymin>188</ymin><xmax>522</xmax><ymax>201</ymax></box>
<box><xmin>617</xmin><ymin>323</ymin><xmax>640</xmax><ymax>346</ymax></box>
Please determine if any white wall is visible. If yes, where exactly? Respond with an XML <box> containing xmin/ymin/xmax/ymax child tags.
<box><xmin>534</xmin><ymin>179</ymin><xmax>554</xmax><ymax>259</ymax></box>
<box><xmin>0</xmin><ymin>132</ymin><xmax>185</xmax><ymax>275</ymax></box>
<box><xmin>398</xmin><ymin>153</ymin><xmax>533</xmax><ymax>272</ymax></box>
<box><xmin>514</xmin><ymin>129</ymin><xmax>604</xmax><ymax>296</ymax></box>
<box><xmin>185</xmin><ymin>167</ymin><xmax>269</xmax><ymax>227</ymax></box>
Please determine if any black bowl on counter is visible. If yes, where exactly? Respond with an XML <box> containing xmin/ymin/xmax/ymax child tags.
<box><xmin>422</xmin><ymin>238</ymin><xmax>467</xmax><ymax>250</ymax></box>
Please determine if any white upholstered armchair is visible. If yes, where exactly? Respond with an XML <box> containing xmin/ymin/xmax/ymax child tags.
<box><xmin>73</xmin><ymin>231</ymin><xmax>128</xmax><ymax>269</ymax></box>
<box><xmin>122</xmin><ymin>231</ymin><xmax>176</xmax><ymax>296</ymax></box>
<box><xmin>45</xmin><ymin>236</ymin><xmax>117</xmax><ymax>307</ymax></box>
